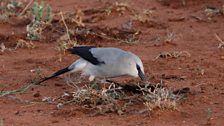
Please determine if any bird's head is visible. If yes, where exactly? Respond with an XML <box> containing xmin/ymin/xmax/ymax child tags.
<box><xmin>127</xmin><ymin>53</ymin><xmax>145</xmax><ymax>81</ymax></box>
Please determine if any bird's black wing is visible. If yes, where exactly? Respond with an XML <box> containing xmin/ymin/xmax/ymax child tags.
<box><xmin>67</xmin><ymin>46</ymin><xmax>104</xmax><ymax>65</ymax></box>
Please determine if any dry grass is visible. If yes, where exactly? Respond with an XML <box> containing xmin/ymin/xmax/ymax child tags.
<box><xmin>0</xmin><ymin>39</ymin><xmax>35</xmax><ymax>53</ymax></box>
<box><xmin>154</xmin><ymin>51</ymin><xmax>191</xmax><ymax>60</ymax></box>
<box><xmin>42</xmin><ymin>79</ymin><xmax>189</xmax><ymax>115</ymax></box>
<box><xmin>105</xmin><ymin>2</ymin><xmax>131</xmax><ymax>16</ymax></box>
<box><xmin>56</xmin><ymin>12</ymin><xmax>78</xmax><ymax>54</ymax></box>
<box><xmin>54</xmin><ymin>83</ymin><xmax>125</xmax><ymax>115</ymax></box>
<box><xmin>131</xmin><ymin>9</ymin><xmax>154</xmax><ymax>25</ymax></box>
<box><xmin>165</xmin><ymin>32</ymin><xmax>176</xmax><ymax>43</ymax></box>
<box><xmin>0</xmin><ymin>43</ymin><xmax>7</xmax><ymax>52</ymax></box>
<box><xmin>142</xmin><ymin>84</ymin><xmax>178</xmax><ymax>112</ymax></box>
<box><xmin>83</xmin><ymin>2</ymin><xmax>134</xmax><ymax>16</ymax></box>
<box><xmin>152</xmin><ymin>32</ymin><xmax>177</xmax><ymax>46</ymax></box>
<box><xmin>15</xmin><ymin>39</ymin><xmax>35</xmax><ymax>49</ymax></box>
<box><xmin>205</xmin><ymin>5</ymin><xmax>224</xmax><ymax>17</ymax></box>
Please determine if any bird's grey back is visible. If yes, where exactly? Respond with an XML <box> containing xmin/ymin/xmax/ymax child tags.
<box><xmin>83</xmin><ymin>47</ymin><xmax>140</xmax><ymax>78</ymax></box>
<box><xmin>90</xmin><ymin>48</ymin><xmax>128</xmax><ymax>63</ymax></box>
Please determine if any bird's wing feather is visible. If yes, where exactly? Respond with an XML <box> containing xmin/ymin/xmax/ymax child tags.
<box><xmin>67</xmin><ymin>46</ymin><xmax>104</xmax><ymax>65</ymax></box>
<box><xmin>90</xmin><ymin>48</ymin><xmax>126</xmax><ymax>64</ymax></box>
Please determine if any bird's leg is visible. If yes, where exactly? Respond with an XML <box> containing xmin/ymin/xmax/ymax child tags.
<box><xmin>88</xmin><ymin>75</ymin><xmax>95</xmax><ymax>82</ymax></box>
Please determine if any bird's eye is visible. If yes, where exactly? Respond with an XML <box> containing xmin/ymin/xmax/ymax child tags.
<box><xmin>136</xmin><ymin>64</ymin><xmax>141</xmax><ymax>70</ymax></box>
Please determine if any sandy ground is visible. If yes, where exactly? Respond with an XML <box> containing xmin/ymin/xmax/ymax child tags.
<box><xmin>0</xmin><ymin>0</ymin><xmax>224</xmax><ymax>126</ymax></box>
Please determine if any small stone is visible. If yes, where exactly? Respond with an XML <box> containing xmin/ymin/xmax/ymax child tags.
<box><xmin>57</xmin><ymin>103</ymin><xmax>64</xmax><ymax>109</ymax></box>
<box><xmin>220</xmin><ymin>56</ymin><xmax>224</xmax><ymax>60</ymax></box>
<box><xmin>33</xmin><ymin>91</ymin><xmax>40</xmax><ymax>97</ymax></box>
<box><xmin>14</xmin><ymin>110</ymin><xmax>20</xmax><ymax>115</ymax></box>
<box><xmin>51</xmin><ymin>120</ymin><xmax>59</xmax><ymax>123</ymax></box>
<box><xmin>55</xmin><ymin>83</ymin><xmax>63</xmax><ymax>86</ymax></box>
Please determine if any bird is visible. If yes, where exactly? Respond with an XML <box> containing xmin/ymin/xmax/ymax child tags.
<box><xmin>38</xmin><ymin>46</ymin><xmax>145</xmax><ymax>84</ymax></box>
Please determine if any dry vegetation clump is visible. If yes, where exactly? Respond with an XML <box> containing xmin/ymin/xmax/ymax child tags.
<box><xmin>142</xmin><ymin>84</ymin><xmax>178</xmax><ymax>112</ymax></box>
<box><xmin>130</xmin><ymin>10</ymin><xmax>167</xmax><ymax>29</ymax></box>
<box><xmin>0</xmin><ymin>0</ymin><xmax>25</xmax><ymax>22</ymax></box>
<box><xmin>15</xmin><ymin>39</ymin><xmax>35</xmax><ymax>49</ymax></box>
<box><xmin>141</xmin><ymin>82</ymin><xmax>189</xmax><ymax>112</ymax></box>
<box><xmin>56</xmin><ymin>85</ymin><xmax>125</xmax><ymax>115</ymax></box>
<box><xmin>82</xmin><ymin>2</ymin><xmax>132</xmax><ymax>24</ymax></box>
<box><xmin>43</xmin><ymin>80</ymin><xmax>189</xmax><ymax>115</ymax></box>
<box><xmin>105</xmin><ymin>2</ymin><xmax>132</xmax><ymax>16</ymax></box>
<box><xmin>152</xmin><ymin>32</ymin><xmax>177</xmax><ymax>46</ymax></box>
<box><xmin>154</xmin><ymin>51</ymin><xmax>191</xmax><ymax>60</ymax></box>
<box><xmin>0</xmin><ymin>43</ymin><xmax>8</xmax><ymax>52</ymax></box>
<box><xmin>26</xmin><ymin>1</ymin><xmax>53</xmax><ymax>40</ymax></box>
<box><xmin>0</xmin><ymin>39</ymin><xmax>35</xmax><ymax>53</ymax></box>
<box><xmin>83</xmin><ymin>2</ymin><xmax>135</xmax><ymax>17</ymax></box>
<box><xmin>205</xmin><ymin>5</ymin><xmax>224</xmax><ymax>18</ymax></box>
<box><xmin>131</xmin><ymin>10</ymin><xmax>153</xmax><ymax>24</ymax></box>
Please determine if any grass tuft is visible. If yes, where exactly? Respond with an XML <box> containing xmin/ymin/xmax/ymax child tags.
<box><xmin>142</xmin><ymin>84</ymin><xmax>178</xmax><ymax>112</ymax></box>
<box><xmin>26</xmin><ymin>1</ymin><xmax>53</xmax><ymax>40</ymax></box>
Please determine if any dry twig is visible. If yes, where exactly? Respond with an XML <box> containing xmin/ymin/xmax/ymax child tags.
<box><xmin>19</xmin><ymin>0</ymin><xmax>34</xmax><ymax>16</ymax></box>
<box><xmin>214</xmin><ymin>33</ymin><xmax>224</xmax><ymax>48</ymax></box>
<box><xmin>60</xmin><ymin>11</ymin><xmax>71</xmax><ymax>41</ymax></box>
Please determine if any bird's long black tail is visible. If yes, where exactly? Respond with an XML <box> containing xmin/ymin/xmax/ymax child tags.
<box><xmin>38</xmin><ymin>67</ymin><xmax>71</xmax><ymax>84</ymax></box>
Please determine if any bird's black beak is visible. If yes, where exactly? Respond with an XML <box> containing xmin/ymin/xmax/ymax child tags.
<box><xmin>38</xmin><ymin>67</ymin><xmax>71</xmax><ymax>84</ymax></box>
<box><xmin>138</xmin><ymin>69</ymin><xmax>145</xmax><ymax>81</ymax></box>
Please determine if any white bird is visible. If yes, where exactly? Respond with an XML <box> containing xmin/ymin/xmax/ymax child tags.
<box><xmin>39</xmin><ymin>46</ymin><xmax>145</xmax><ymax>84</ymax></box>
